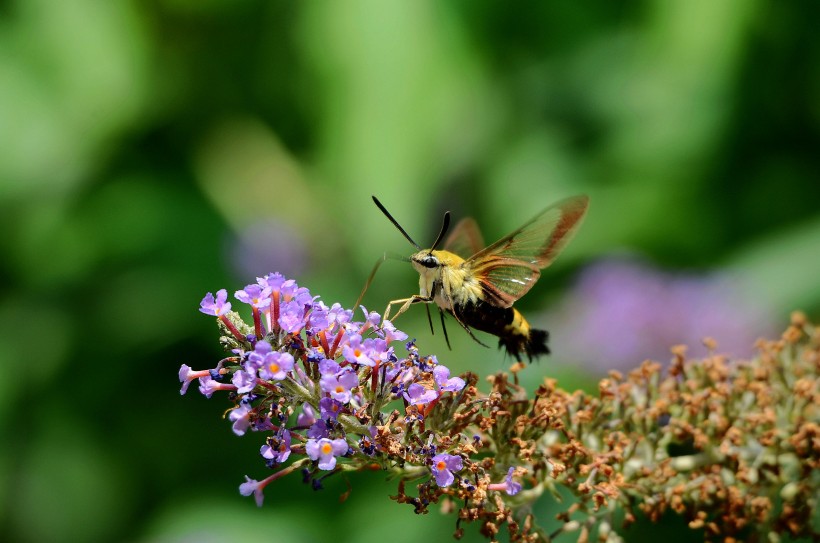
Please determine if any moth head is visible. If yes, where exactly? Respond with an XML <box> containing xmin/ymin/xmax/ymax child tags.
<box><xmin>411</xmin><ymin>252</ymin><xmax>441</xmax><ymax>269</ymax></box>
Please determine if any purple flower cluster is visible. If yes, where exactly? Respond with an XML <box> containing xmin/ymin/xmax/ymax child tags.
<box><xmin>544</xmin><ymin>257</ymin><xmax>777</xmax><ymax>373</ymax></box>
<box><xmin>181</xmin><ymin>273</ymin><xmax>470</xmax><ymax>505</ymax></box>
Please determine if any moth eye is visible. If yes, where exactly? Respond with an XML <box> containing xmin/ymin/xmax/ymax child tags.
<box><xmin>421</xmin><ymin>256</ymin><xmax>438</xmax><ymax>268</ymax></box>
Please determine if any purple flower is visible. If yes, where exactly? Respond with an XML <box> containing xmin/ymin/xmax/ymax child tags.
<box><xmin>342</xmin><ymin>334</ymin><xmax>381</xmax><ymax>367</ymax></box>
<box><xmin>178</xmin><ymin>364</ymin><xmax>195</xmax><ymax>395</ymax></box>
<box><xmin>431</xmin><ymin>453</ymin><xmax>463</xmax><ymax>487</ymax></box>
<box><xmin>198</xmin><ymin>375</ymin><xmax>221</xmax><ymax>398</ymax></box>
<box><xmin>245</xmin><ymin>341</ymin><xmax>272</xmax><ymax>371</ymax></box>
<box><xmin>319</xmin><ymin>369</ymin><xmax>359</xmax><ymax>403</ymax></box>
<box><xmin>360</xmin><ymin>306</ymin><xmax>381</xmax><ymax>328</ymax></box>
<box><xmin>297</xmin><ymin>402</ymin><xmax>317</xmax><ymax>427</ymax></box>
<box><xmin>258</xmin><ymin>351</ymin><xmax>294</xmax><ymax>381</ymax></box>
<box><xmin>235</xmin><ymin>284</ymin><xmax>272</xmax><ymax>309</ymax></box>
<box><xmin>229</xmin><ymin>402</ymin><xmax>252</xmax><ymax>436</ymax></box>
<box><xmin>327</xmin><ymin>303</ymin><xmax>353</xmax><ymax>329</ymax></box>
<box><xmin>199</xmin><ymin>289</ymin><xmax>231</xmax><ymax>316</ymax></box>
<box><xmin>380</xmin><ymin>319</ymin><xmax>408</xmax><ymax>342</ymax></box>
<box><xmin>433</xmin><ymin>365</ymin><xmax>465</xmax><ymax>393</ymax></box>
<box><xmin>319</xmin><ymin>397</ymin><xmax>342</xmax><ymax>420</ymax></box>
<box><xmin>281</xmin><ymin>280</ymin><xmax>312</xmax><ymax>306</ymax></box>
<box><xmin>239</xmin><ymin>476</ymin><xmax>265</xmax><ymax>507</ymax></box>
<box><xmin>503</xmin><ymin>467</ymin><xmax>522</xmax><ymax>495</ymax></box>
<box><xmin>318</xmin><ymin>358</ymin><xmax>341</xmax><ymax>376</ymax></box>
<box><xmin>306</xmin><ymin>438</ymin><xmax>349</xmax><ymax>470</ymax></box>
<box><xmin>382</xmin><ymin>360</ymin><xmax>402</xmax><ymax>382</ymax></box>
<box><xmin>259</xmin><ymin>272</ymin><xmax>286</xmax><ymax>291</ymax></box>
<box><xmin>307</xmin><ymin>420</ymin><xmax>329</xmax><ymax>439</ymax></box>
<box><xmin>278</xmin><ymin>300</ymin><xmax>305</xmax><ymax>334</ymax></box>
<box><xmin>280</xmin><ymin>279</ymin><xmax>298</xmax><ymax>299</ymax></box>
<box><xmin>261</xmin><ymin>430</ymin><xmax>292</xmax><ymax>465</ymax></box>
<box><xmin>252</xmin><ymin>416</ymin><xmax>274</xmax><ymax>433</ymax></box>
<box><xmin>403</xmin><ymin>383</ymin><xmax>438</xmax><ymax>406</ymax></box>
<box><xmin>488</xmin><ymin>467</ymin><xmax>524</xmax><ymax>495</ymax></box>
<box><xmin>308</xmin><ymin>303</ymin><xmax>330</xmax><ymax>331</ymax></box>
<box><xmin>232</xmin><ymin>370</ymin><xmax>256</xmax><ymax>394</ymax></box>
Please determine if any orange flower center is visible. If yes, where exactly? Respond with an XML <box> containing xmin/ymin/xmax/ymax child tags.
<box><xmin>321</xmin><ymin>442</ymin><xmax>333</xmax><ymax>454</ymax></box>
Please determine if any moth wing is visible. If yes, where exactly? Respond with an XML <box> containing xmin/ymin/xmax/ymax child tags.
<box><xmin>465</xmin><ymin>195</ymin><xmax>589</xmax><ymax>308</ymax></box>
<box><xmin>443</xmin><ymin>217</ymin><xmax>485</xmax><ymax>259</ymax></box>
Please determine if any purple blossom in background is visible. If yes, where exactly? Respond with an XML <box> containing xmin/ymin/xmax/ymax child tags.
<box><xmin>229</xmin><ymin>220</ymin><xmax>308</xmax><ymax>283</ymax></box>
<box><xmin>544</xmin><ymin>257</ymin><xmax>776</xmax><ymax>374</ymax></box>
<box><xmin>431</xmin><ymin>453</ymin><xmax>463</xmax><ymax>487</ymax></box>
<box><xmin>306</xmin><ymin>438</ymin><xmax>349</xmax><ymax>470</ymax></box>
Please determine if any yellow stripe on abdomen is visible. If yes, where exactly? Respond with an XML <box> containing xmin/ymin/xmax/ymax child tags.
<box><xmin>504</xmin><ymin>308</ymin><xmax>531</xmax><ymax>339</ymax></box>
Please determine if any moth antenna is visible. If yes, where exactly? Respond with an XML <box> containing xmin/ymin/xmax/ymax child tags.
<box><xmin>372</xmin><ymin>196</ymin><xmax>422</xmax><ymax>250</ymax></box>
<box><xmin>428</xmin><ymin>211</ymin><xmax>451</xmax><ymax>253</ymax></box>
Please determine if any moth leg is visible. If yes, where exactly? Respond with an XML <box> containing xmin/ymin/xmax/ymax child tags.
<box><xmin>450</xmin><ymin>311</ymin><xmax>490</xmax><ymax>348</ymax></box>
<box><xmin>440</xmin><ymin>284</ymin><xmax>489</xmax><ymax>349</ymax></box>
<box><xmin>383</xmin><ymin>295</ymin><xmax>432</xmax><ymax>323</ymax></box>
<box><xmin>425</xmin><ymin>304</ymin><xmax>435</xmax><ymax>336</ymax></box>
<box><xmin>438</xmin><ymin>308</ymin><xmax>451</xmax><ymax>350</ymax></box>
<box><xmin>354</xmin><ymin>253</ymin><xmax>388</xmax><ymax>309</ymax></box>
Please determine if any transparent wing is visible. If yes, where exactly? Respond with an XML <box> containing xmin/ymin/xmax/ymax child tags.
<box><xmin>466</xmin><ymin>195</ymin><xmax>589</xmax><ymax>308</ymax></box>
<box><xmin>443</xmin><ymin>217</ymin><xmax>485</xmax><ymax>259</ymax></box>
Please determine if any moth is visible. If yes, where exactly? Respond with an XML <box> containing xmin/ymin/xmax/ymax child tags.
<box><xmin>371</xmin><ymin>195</ymin><xmax>589</xmax><ymax>361</ymax></box>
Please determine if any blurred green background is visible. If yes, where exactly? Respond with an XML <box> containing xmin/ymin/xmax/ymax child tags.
<box><xmin>2</xmin><ymin>1</ymin><xmax>819</xmax><ymax>542</ymax></box>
